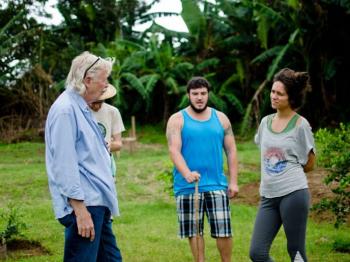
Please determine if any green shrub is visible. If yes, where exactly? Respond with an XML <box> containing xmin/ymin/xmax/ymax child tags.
<box><xmin>157</xmin><ymin>162</ymin><xmax>174</xmax><ymax>196</ymax></box>
<box><xmin>333</xmin><ymin>237</ymin><xmax>350</xmax><ymax>253</ymax></box>
<box><xmin>0</xmin><ymin>204</ymin><xmax>27</xmax><ymax>245</ymax></box>
<box><xmin>314</xmin><ymin>123</ymin><xmax>350</xmax><ymax>228</ymax></box>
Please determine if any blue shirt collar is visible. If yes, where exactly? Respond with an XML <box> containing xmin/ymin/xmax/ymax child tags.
<box><xmin>66</xmin><ymin>88</ymin><xmax>90</xmax><ymax>113</ymax></box>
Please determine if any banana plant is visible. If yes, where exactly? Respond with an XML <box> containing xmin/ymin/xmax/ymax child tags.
<box><xmin>239</xmin><ymin>0</ymin><xmax>304</xmax><ymax>135</ymax></box>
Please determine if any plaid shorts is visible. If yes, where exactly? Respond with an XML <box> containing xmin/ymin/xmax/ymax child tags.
<box><xmin>176</xmin><ymin>190</ymin><xmax>232</xmax><ymax>238</ymax></box>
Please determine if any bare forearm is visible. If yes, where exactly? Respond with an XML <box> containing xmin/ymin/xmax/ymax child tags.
<box><xmin>110</xmin><ymin>141</ymin><xmax>122</xmax><ymax>152</ymax></box>
<box><xmin>227</xmin><ymin>152</ymin><xmax>238</xmax><ymax>185</ymax></box>
<box><xmin>303</xmin><ymin>151</ymin><xmax>315</xmax><ymax>173</ymax></box>
<box><xmin>69</xmin><ymin>199</ymin><xmax>87</xmax><ymax>215</ymax></box>
<box><xmin>223</xmin><ymin>121</ymin><xmax>238</xmax><ymax>185</ymax></box>
<box><xmin>69</xmin><ymin>199</ymin><xmax>95</xmax><ymax>241</ymax></box>
<box><xmin>303</xmin><ymin>158</ymin><xmax>315</xmax><ymax>172</ymax></box>
<box><xmin>226</xmin><ymin>150</ymin><xmax>239</xmax><ymax>198</ymax></box>
<box><xmin>228</xmin><ymin>167</ymin><xmax>238</xmax><ymax>184</ymax></box>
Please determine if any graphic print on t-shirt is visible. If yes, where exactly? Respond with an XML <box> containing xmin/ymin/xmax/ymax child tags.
<box><xmin>97</xmin><ymin>122</ymin><xmax>107</xmax><ymax>138</ymax></box>
<box><xmin>263</xmin><ymin>147</ymin><xmax>287</xmax><ymax>175</ymax></box>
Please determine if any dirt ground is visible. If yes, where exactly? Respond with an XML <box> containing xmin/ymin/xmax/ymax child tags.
<box><xmin>5</xmin><ymin>239</ymin><xmax>50</xmax><ymax>259</ymax></box>
<box><xmin>231</xmin><ymin>168</ymin><xmax>340</xmax><ymax>223</ymax></box>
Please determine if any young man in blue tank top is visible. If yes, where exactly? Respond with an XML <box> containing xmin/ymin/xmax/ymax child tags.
<box><xmin>166</xmin><ymin>76</ymin><xmax>239</xmax><ymax>262</ymax></box>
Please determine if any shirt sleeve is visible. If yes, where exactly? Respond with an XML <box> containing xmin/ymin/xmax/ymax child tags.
<box><xmin>296</xmin><ymin>118</ymin><xmax>316</xmax><ymax>165</ymax></box>
<box><xmin>111</xmin><ymin>107</ymin><xmax>125</xmax><ymax>135</ymax></box>
<box><xmin>254</xmin><ymin>116</ymin><xmax>267</xmax><ymax>147</ymax></box>
<box><xmin>48</xmin><ymin>112</ymin><xmax>85</xmax><ymax>200</ymax></box>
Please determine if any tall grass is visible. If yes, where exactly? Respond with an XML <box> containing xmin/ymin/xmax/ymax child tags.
<box><xmin>0</xmin><ymin>134</ymin><xmax>349</xmax><ymax>261</ymax></box>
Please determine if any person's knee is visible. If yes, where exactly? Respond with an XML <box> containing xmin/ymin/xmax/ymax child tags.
<box><xmin>249</xmin><ymin>246</ymin><xmax>270</xmax><ymax>262</ymax></box>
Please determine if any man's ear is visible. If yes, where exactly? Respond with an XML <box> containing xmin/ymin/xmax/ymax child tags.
<box><xmin>83</xmin><ymin>76</ymin><xmax>91</xmax><ymax>87</ymax></box>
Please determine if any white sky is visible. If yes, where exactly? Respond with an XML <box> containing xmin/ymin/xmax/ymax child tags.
<box><xmin>32</xmin><ymin>0</ymin><xmax>63</xmax><ymax>25</ymax></box>
<box><xmin>134</xmin><ymin>0</ymin><xmax>188</xmax><ymax>32</ymax></box>
<box><xmin>36</xmin><ymin>0</ymin><xmax>189</xmax><ymax>32</ymax></box>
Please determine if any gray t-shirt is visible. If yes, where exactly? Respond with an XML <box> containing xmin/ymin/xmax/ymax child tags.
<box><xmin>255</xmin><ymin>115</ymin><xmax>315</xmax><ymax>198</ymax></box>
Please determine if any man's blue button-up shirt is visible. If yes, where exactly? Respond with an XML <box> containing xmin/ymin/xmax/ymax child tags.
<box><xmin>45</xmin><ymin>89</ymin><xmax>119</xmax><ymax>219</ymax></box>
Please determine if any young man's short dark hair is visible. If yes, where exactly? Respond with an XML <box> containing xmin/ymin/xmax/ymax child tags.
<box><xmin>187</xmin><ymin>76</ymin><xmax>211</xmax><ymax>93</ymax></box>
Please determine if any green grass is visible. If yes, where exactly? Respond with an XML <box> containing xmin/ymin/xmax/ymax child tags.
<box><xmin>0</xmin><ymin>134</ymin><xmax>349</xmax><ymax>261</ymax></box>
<box><xmin>134</xmin><ymin>123</ymin><xmax>167</xmax><ymax>145</ymax></box>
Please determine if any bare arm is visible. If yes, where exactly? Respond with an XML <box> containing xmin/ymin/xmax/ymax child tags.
<box><xmin>296</xmin><ymin>117</ymin><xmax>316</xmax><ymax>173</ymax></box>
<box><xmin>219</xmin><ymin>112</ymin><xmax>239</xmax><ymax>198</ymax></box>
<box><xmin>69</xmin><ymin>199</ymin><xmax>95</xmax><ymax>241</ymax></box>
<box><xmin>109</xmin><ymin>133</ymin><xmax>122</xmax><ymax>152</ymax></box>
<box><xmin>166</xmin><ymin>113</ymin><xmax>200</xmax><ymax>183</ymax></box>
<box><xmin>304</xmin><ymin>150</ymin><xmax>315</xmax><ymax>172</ymax></box>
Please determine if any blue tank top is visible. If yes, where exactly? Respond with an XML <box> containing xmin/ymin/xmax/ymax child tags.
<box><xmin>173</xmin><ymin>108</ymin><xmax>228</xmax><ymax>196</ymax></box>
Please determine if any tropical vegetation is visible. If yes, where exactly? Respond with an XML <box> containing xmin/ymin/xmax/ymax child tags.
<box><xmin>1</xmin><ymin>0</ymin><xmax>350</xmax><ymax>135</ymax></box>
<box><xmin>0</xmin><ymin>0</ymin><xmax>349</xmax><ymax>258</ymax></box>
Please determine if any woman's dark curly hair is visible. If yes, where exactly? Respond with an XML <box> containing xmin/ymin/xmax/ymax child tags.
<box><xmin>273</xmin><ymin>68</ymin><xmax>311</xmax><ymax>110</ymax></box>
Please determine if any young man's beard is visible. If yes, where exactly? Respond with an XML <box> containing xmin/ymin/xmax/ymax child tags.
<box><xmin>189</xmin><ymin>100</ymin><xmax>208</xmax><ymax>113</ymax></box>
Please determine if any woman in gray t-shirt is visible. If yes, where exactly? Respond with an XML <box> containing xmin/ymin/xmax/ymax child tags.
<box><xmin>249</xmin><ymin>68</ymin><xmax>316</xmax><ymax>262</ymax></box>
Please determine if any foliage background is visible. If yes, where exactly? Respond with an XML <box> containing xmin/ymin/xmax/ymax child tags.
<box><xmin>1</xmin><ymin>0</ymin><xmax>350</xmax><ymax>142</ymax></box>
<box><xmin>0</xmin><ymin>0</ymin><xmax>349</xmax><ymax>260</ymax></box>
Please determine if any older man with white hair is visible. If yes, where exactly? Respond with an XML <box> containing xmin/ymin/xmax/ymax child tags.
<box><xmin>45</xmin><ymin>51</ymin><xmax>122</xmax><ymax>261</ymax></box>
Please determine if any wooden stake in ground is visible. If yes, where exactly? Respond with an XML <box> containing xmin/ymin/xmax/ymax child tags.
<box><xmin>194</xmin><ymin>180</ymin><xmax>200</xmax><ymax>262</ymax></box>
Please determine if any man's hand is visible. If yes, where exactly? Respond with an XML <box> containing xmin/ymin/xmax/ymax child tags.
<box><xmin>227</xmin><ymin>183</ymin><xmax>239</xmax><ymax>199</ymax></box>
<box><xmin>69</xmin><ymin>199</ymin><xmax>95</xmax><ymax>241</ymax></box>
<box><xmin>184</xmin><ymin>171</ymin><xmax>200</xmax><ymax>183</ymax></box>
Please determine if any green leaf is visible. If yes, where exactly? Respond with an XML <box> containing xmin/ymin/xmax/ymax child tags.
<box><xmin>177</xmin><ymin>94</ymin><xmax>189</xmax><ymax>109</ymax></box>
<box><xmin>267</xmin><ymin>29</ymin><xmax>299</xmax><ymax>80</ymax></box>
<box><xmin>144</xmin><ymin>74</ymin><xmax>160</xmax><ymax>94</ymax></box>
<box><xmin>209</xmin><ymin>92</ymin><xmax>226</xmax><ymax>112</ymax></box>
<box><xmin>166</xmin><ymin>77</ymin><xmax>179</xmax><ymax>94</ymax></box>
<box><xmin>257</xmin><ymin>15</ymin><xmax>268</xmax><ymax>49</ymax></box>
<box><xmin>181</xmin><ymin>0</ymin><xmax>205</xmax><ymax>36</ymax></box>
<box><xmin>287</xmin><ymin>0</ymin><xmax>299</xmax><ymax>9</ymax></box>
<box><xmin>0</xmin><ymin>10</ymin><xmax>24</xmax><ymax>37</ymax></box>
<box><xmin>251</xmin><ymin>46</ymin><xmax>283</xmax><ymax>64</ymax></box>
<box><xmin>240</xmin><ymin>103</ymin><xmax>253</xmax><ymax>136</ymax></box>
<box><xmin>173</xmin><ymin>62</ymin><xmax>194</xmax><ymax>79</ymax></box>
<box><xmin>196</xmin><ymin>58</ymin><xmax>220</xmax><ymax>71</ymax></box>
<box><xmin>224</xmin><ymin>93</ymin><xmax>244</xmax><ymax>115</ymax></box>
<box><xmin>121</xmin><ymin>73</ymin><xmax>147</xmax><ymax>98</ymax></box>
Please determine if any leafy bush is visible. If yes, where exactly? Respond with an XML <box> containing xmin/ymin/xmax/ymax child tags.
<box><xmin>157</xmin><ymin>162</ymin><xmax>174</xmax><ymax>196</ymax></box>
<box><xmin>0</xmin><ymin>205</ymin><xmax>27</xmax><ymax>245</ymax></box>
<box><xmin>333</xmin><ymin>237</ymin><xmax>350</xmax><ymax>253</ymax></box>
<box><xmin>314</xmin><ymin>123</ymin><xmax>350</xmax><ymax>227</ymax></box>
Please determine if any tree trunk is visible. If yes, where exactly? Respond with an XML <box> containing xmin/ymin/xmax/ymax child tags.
<box><xmin>0</xmin><ymin>243</ymin><xmax>7</xmax><ymax>259</ymax></box>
